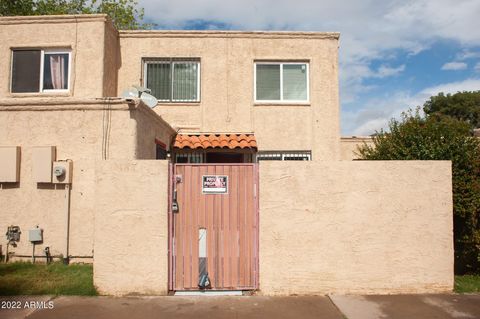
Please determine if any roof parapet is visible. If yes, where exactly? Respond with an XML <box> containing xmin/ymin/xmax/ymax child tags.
<box><xmin>119</xmin><ymin>30</ymin><xmax>340</xmax><ymax>40</ymax></box>
<box><xmin>0</xmin><ymin>14</ymin><xmax>110</xmax><ymax>25</ymax></box>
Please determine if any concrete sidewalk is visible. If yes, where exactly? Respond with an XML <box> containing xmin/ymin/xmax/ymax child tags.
<box><xmin>330</xmin><ymin>294</ymin><xmax>480</xmax><ymax>319</ymax></box>
<box><xmin>0</xmin><ymin>294</ymin><xmax>479</xmax><ymax>319</ymax></box>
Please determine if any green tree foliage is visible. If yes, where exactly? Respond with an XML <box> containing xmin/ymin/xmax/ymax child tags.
<box><xmin>424</xmin><ymin>91</ymin><xmax>480</xmax><ymax>128</ymax></box>
<box><xmin>0</xmin><ymin>0</ymin><xmax>153</xmax><ymax>29</ymax></box>
<box><xmin>358</xmin><ymin>110</ymin><xmax>480</xmax><ymax>274</ymax></box>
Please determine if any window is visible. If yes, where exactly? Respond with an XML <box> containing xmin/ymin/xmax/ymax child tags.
<box><xmin>144</xmin><ymin>58</ymin><xmax>200</xmax><ymax>102</ymax></box>
<box><xmin>175</xmin><ymin>153</ymin><xmax>203</xmax><ymax>163</ymax></box>
<box><xmin>256</xmin><ymin>151</ymin><xmax>311</xmax><ymax>161</ymax></box>
<box><xmin>11</xmin><ymin>49</ymin><xmax>70</xmax><ymax>93</ymax></box>
<box><xmin>156</xmin><ymin>144</ymin><xmax>167</xmax><ymax>160</ymax></box>
<box><xmin>255</xmin><ymin>62</ymin><xmax>309</xmax><ymax>102</ymax></box>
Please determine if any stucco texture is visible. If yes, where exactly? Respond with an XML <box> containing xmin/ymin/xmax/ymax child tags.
<box><xmin>93</xmin><ymin>160</ymin><xmax>169</xmax><ymax>296</ymax></box>
<box><xmin>259</xmin><ymin>161</ymin><xmax>453</xmax><ymax>295</ymax></box>
<box><xmin>118</xmin><ymin>32</ymin><xmax>340</xmax><ymax>160</ymax></box>
<box><xmin>0</xmin><ymin>15</ymin><xmax>114</xmax><ymax>99</ymax></box>
<box><xmin>340</xmin><ymin>137</ymin><xmax>374</xmax><ymax>160</ymax></box>
<box><xmin>0</xmin><ymin>100</ymin><xmax>173</xmax><ymax>261</ymax></box>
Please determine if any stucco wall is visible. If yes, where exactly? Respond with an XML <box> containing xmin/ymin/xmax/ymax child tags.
<box><xmin>103</xmin><ymin>20</ymin><xmax>120</xmax><ymax>97</ymax></box>
<box><xmin>259</xmin><ymin>161</ymin><xmax>453</xmax><ymax>295</ymax></box>
<box><xmin>134</xmin><ymin>104</ymin><xmax>175</xmax><ymax>159</ymax></box>
<box><xmin>0</xmin><ymin>15</ymin><xmax>112</xmax><ymax>99</ymax></box>
<box><xmin>93</xmin><ymin>160</ymin><xmax>169</xmax><ymax>295</ymax></box>
<box><xmin>1</xmin><ymin>15</ymin><xmax>342</xmax><ymax>159</ymax></box>
<box><xmin>340</xmin><ymin>136</ymin><xmax>374</xmax><ymax>160</ymax></box>
<box><xmin>118</xmin><ymin>31</ymin><xmax>340</xmax><ymax>160</ymax></box>
<box><xmin>0</xmin><ymin>99</ymin><xmax>172</xmax><ymax>261</ymax></box>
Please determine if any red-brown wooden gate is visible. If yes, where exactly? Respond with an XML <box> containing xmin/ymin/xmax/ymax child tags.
<box><xmin>168</xmin><ymin>164</ymin><xmax>259</xmax><ymax>291</ymax></box>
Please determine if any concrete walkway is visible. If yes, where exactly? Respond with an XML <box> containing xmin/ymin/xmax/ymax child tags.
<box><xmin>0</xmin><ymin>294</ymin><xmax>479</xmax><ymax>319</ymax></box>
<box><xmin>330</xmin><ymin>294</ymin><xmax>480</xmax><ymax>319</ymax></box>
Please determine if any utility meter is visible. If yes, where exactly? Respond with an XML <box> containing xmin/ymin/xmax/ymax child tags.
<box><xmin>6</xmin><ymin>226</ymin><xmax>21</xmax><ymax>243</ymax></box>
<box><xmin>53</xmin><ymin>166</ymin><xmax>66</xmax><ymax>177</ymax></box>
<box><xmin>52</xmin><ymin>161</ymin><xmax>72</xmax><ymax>183</ymax></box>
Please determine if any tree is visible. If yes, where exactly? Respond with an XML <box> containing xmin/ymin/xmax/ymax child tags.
<box><xmin>358</xmin><ymin>110</ymin><xmax>480</xmax><ymax>274</ymax></box>
<box><xmin>0</xmin><ymin>0</ymin><xmax>153</xmax><ymax>30</ymax></box>
<box><xmin>424</xmin><ymin>91</ymin><xmax>480</xmax><ymax>128</ymax></box>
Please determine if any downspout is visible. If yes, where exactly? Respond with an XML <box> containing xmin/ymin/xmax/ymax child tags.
<box><xmin>63</xmin><ymin>160</ymin><xmax>73</xmax><ymax>264</ymax></box>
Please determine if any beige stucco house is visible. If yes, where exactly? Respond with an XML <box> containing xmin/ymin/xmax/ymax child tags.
<box><xmin>0</xmin><ymin>14</ymin><xmax>453</xmax><ymax>296</ymax></box>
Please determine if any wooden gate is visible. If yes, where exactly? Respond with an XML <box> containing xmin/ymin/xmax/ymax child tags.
<box><xmin>168</xmin><ymin>164</ymin><xmax>259</xmax><ymax>291</ymax></box>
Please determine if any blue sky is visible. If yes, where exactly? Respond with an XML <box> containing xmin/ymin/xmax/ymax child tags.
<box><xmin>138</xmin><ymin>0</ymin><xmax>480</xmax><ymax>135</ymax></box>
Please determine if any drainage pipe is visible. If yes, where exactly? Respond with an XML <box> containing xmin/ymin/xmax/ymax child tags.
<box><xmin>64</xmin><ymin>182</ymin><xmax>72</xmax><ymax>264</ymax></box>
<box><xmin>32</xmin><ymin>243</ymin><xmax>35</xmax><ymax>263</ymax></box>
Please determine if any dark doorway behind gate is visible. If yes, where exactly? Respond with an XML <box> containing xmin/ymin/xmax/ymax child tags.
<box><xmin>169</xmin><ymin>164</ymin><xmax>259</xmax><ymax>291</ymax></box>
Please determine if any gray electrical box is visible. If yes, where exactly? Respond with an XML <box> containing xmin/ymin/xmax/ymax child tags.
<box><xmin>29</xmin><ymin>228</ymin><xmax>43</xmax><ymax>243</ymax></box>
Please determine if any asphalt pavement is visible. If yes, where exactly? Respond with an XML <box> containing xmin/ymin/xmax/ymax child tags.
<box><xmin>0</xmin><ymin>294</ymin><xmax>479</xmax><ymax>319</ymax></box>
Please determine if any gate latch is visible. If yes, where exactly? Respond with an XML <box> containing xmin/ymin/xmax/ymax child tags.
<box><xmin>172</xmin><ymin>189</ymin><xmax>179</xmax><ymax>213</ymax></box>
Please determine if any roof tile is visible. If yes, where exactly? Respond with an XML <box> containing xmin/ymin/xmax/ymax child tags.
<box><xmin>173</xmin><ymin>134</ymin><xmax>257</xmax><ymax>150</ymax></box>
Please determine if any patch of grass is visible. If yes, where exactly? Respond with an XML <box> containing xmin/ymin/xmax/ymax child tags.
<box><xmin>454</xmin><ymin>275</ymin><xmax>480</xmax><ymax>293</ymax></box>
<box><xmin>0</xmin><ymin>262</ymin><xmax>97</xmax><ymax>296</ymax></box>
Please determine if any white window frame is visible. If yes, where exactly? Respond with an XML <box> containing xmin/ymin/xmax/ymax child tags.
<box><xmin>41</xmin><ymin>49</ymin><xmax>71</xmax><ymax>93</ymax></box>
<box><xmin>255</xmin><ymin>151</ymin><xmax>312</xmax><ymax>162</ymax></box>
<box><xmin>254</xmin><ymin>61</ymin><xmax>310</xmax><ymax>104</ymax></box>
<box><xmin>143</xmin><ymin>59</ymin><xmax>201</xmax><ymax>102</ymax></box>
<box><xmin>10</xmin><ymin>48</ymin><xmax>71</xmax><ymax>93</ymax></box>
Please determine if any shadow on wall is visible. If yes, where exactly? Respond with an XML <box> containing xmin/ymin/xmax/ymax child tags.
<box><xmin>37</xmin><ymin>183</ymin><xmax>67</xmax><ymax>190</ymax></box>
<box><xmin>0</xmin><ymin>183</ymin><xmax>20</xmax><ymax>189</ymax></box>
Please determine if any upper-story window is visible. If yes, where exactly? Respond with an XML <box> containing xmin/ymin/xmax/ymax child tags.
<box><xmin>11</xmin><ymin>49</ymin><xmax>71</xmax><ymax>93</ymax></box>
<box><xmin>255</xmin><ymin>62</ymin><xmax>309</xmax><ymax>103</ymax></box>
<box><xmin>144</xmin><ymin>58</ymin><xmax>200</xmax><ymax>102</ymax></box>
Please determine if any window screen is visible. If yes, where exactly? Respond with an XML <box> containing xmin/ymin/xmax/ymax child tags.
<box><xmin>172</xmin><ymin>62</ymin><xmax>198</xmax><ymax>101</ymax></box>
<box><xmin>256</xmin><ymin>64</ymin><xmax>280</xmax><ymax>100</ymax></box>
<box><xmin>11</xmin><ymin>50</ymin><xmax>41</xmax><ymax>93</ymax></box>
<box><xmin>255</xmin><ymin>62</ymin><xmax>308</xmax><ymax>102</ymax></box>
<box><xmin>283</xmin><ymin>64</ymin><xmax>307</xmax><ymax>100</ymax></box>
<box><xmin>146</xmin><ymin>62</ymin><xmax>171</xmax><ymax>100</ymax></box>
<box><xmin>145</xmin><ymin>59</ymin><xmax>200</xmax><ymax>102</ymax></box>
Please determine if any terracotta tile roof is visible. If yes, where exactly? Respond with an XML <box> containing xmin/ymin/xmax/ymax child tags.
<box><xmin>173</xmin><ymin>134</ymin><xmax>257</xmax><ymax>150</ymax></box>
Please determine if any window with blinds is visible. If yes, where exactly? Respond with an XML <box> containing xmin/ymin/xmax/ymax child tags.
<box><xmin>255</xmin><ymin>62</ymin><xmax>309</xmax><ymax>102</ymax></box>
<box><xmin>144</xmin><ymin>58</ymin><xmax>200</xmax><ymax>102</ymax></box>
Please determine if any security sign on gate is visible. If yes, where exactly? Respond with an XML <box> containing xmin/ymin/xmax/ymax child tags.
<box><xmin>202</xmin><ymin>175</ymin><xmax>228</xmax><ymax>194</ymax></box>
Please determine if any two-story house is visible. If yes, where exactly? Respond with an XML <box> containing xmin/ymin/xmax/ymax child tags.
<box><xmin>0</xmin><ymin>14</ymin><xmax>453</xmax><ymax>296</ymax></box>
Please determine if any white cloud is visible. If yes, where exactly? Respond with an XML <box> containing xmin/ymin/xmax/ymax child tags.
<box><xmin>139</xmin><ymin>0</ymin><xmax>480</xmax><ymax>92</ymax></box>
<box><xmin>138</xmin><ymin>0</ymin><xmax>480</xmax><ymax>133</ymax></box>
<box><xmin>456</xmin><ymin>49</ymin><xmax>480</xmax><ymax>60</ymax></box>
<box><xmin>475</xmin><ymin>62</ymin><xmax>480</xmax><ymax>72</ymax></box>
<box><xmin>418</xmin><ymin>78</ymin><xmax>480</xmax><ymax>97</ymax></box>
<box><xmin>373</xmin><ymin>64</ymin><xmax>406</xmax><ymax>78</ymax></box>
<box><xmin>343</xmin><ymin>78</ymin><xmax>480</xmax><ymax>135</ymax></box>
<box><xmin>441</xmin><ymin>62</ymin><xmax>468</xmax><ymax>70</ymax></box>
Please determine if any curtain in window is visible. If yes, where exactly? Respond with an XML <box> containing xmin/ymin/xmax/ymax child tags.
<box><xmin>256</xmin><ymin>64</ymin><xmax>280</xmax><ymax>100</ymax></box>
<box><xmin>43</xmin><ymin>53</ymin><xmax>69</xmax><ymax>90</ymax></box>
<box><xmin>49</xmin><ymin>55</ymin><xmax>66</xmax><ymax>89</ymax></box>
<box><xmin>173</xmin><ymin>62</ymin><xmax>198</xmax><ymax>101</ymax></box>
<box><xmin>147</xmin><ymin>63</ymin><xmax>171</xmax><ymax>100</ymax></box>
<box><xmin>283</xmin><ymin>64</ymin><xmax>307</xmax><ymax>100</ymax></box>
